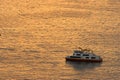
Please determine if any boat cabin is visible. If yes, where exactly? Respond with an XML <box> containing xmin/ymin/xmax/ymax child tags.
<box><xmin>72</xmin><ymin>50</ymin><xmax>101</xmax><ymax>60</ymax></box>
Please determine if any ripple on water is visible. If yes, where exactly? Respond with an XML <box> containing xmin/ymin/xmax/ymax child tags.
<box><xmin>0</xmin><ymin>47</ymin><xmax>15</xmax><ymax>51</ymax></box>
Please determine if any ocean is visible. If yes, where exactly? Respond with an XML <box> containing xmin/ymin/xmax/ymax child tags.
<box><xmin>0</xmin><ymin>0</ymin><xmax>120</xmax><ymax>80</ymax></box>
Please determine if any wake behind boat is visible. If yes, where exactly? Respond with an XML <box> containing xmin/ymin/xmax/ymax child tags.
<box><xmin>65</xmin><ymin>48</ymin><xmax>103</xmax><ymax>62</ymax></box>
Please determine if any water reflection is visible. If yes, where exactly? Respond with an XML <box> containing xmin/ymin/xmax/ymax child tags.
<box><xmin>66</xmin><ymin>61</ymin><xmax>102</xmax><ymax>71</ymax></box>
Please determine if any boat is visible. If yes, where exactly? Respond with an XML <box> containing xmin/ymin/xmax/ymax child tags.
<box><xmin>65</xmin><ymin>48</ymin><xmax>103</xmax><ymax>62</ymax></box>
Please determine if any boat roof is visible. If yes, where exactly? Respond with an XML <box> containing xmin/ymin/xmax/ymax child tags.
<box><xmin>74</xmin><ymin>48</ymin><xmax>94</xmax><ymax>54</ymax></box>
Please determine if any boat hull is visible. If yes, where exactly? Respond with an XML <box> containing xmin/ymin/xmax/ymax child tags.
<box><xmin>65</xmin><ymin>57</ymin><xmax>103</xmax><ymax>62</ymax></box>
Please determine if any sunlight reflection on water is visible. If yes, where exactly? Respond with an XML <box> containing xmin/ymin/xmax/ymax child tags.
<box><xmin>0</xmin><ymin>0</ymin><xmax>120</xmax><ymax>80</ymax></box>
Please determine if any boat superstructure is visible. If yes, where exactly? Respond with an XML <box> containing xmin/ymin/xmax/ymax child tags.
<box><xmin>65</xmin><ymin>48</ymin><xmax>103</xmax><ymax>62</ymax></box>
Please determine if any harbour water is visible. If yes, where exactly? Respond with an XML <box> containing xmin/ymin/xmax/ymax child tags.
<box><xmin>0</xmin><ymin>0</ymin><xmax>120</xmax><ymax>80</ymax></box>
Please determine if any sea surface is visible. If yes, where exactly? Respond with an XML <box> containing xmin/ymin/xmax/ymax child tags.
<box><xmin>0</xmin><ymin>0</ymin><xmax>120</xmax><ymax>80</ymax></box>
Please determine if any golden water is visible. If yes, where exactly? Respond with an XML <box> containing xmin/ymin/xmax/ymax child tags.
<box><xmin>0</xmin><ymin>0</ymin><xmax>120</xmax><ymax>80</ymax></box>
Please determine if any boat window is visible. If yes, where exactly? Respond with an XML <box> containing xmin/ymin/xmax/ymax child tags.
<box><xmin>91</xmin><ymin>57</ymin><xmax>96</xmax><ymax>59</ymax></box>
<box><xmin>83</xmin><ymin>54</ymin><xmax>89</xmax><ymax>56</ymax></box>
<box><xmin>76</xmin><ymin>54</ymin><xmax>80</xmax><ymax>56</ymax></box>
<box><xmin>86</xmin><ymin>57</ymin><xmax>89</xmax><ymax>59</ymax></box>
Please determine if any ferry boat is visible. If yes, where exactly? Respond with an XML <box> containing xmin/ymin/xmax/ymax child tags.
<box><xmin>65</xmin><ymin>48</ymin><xmax>103</xmax><ymax>62</ymax></box>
